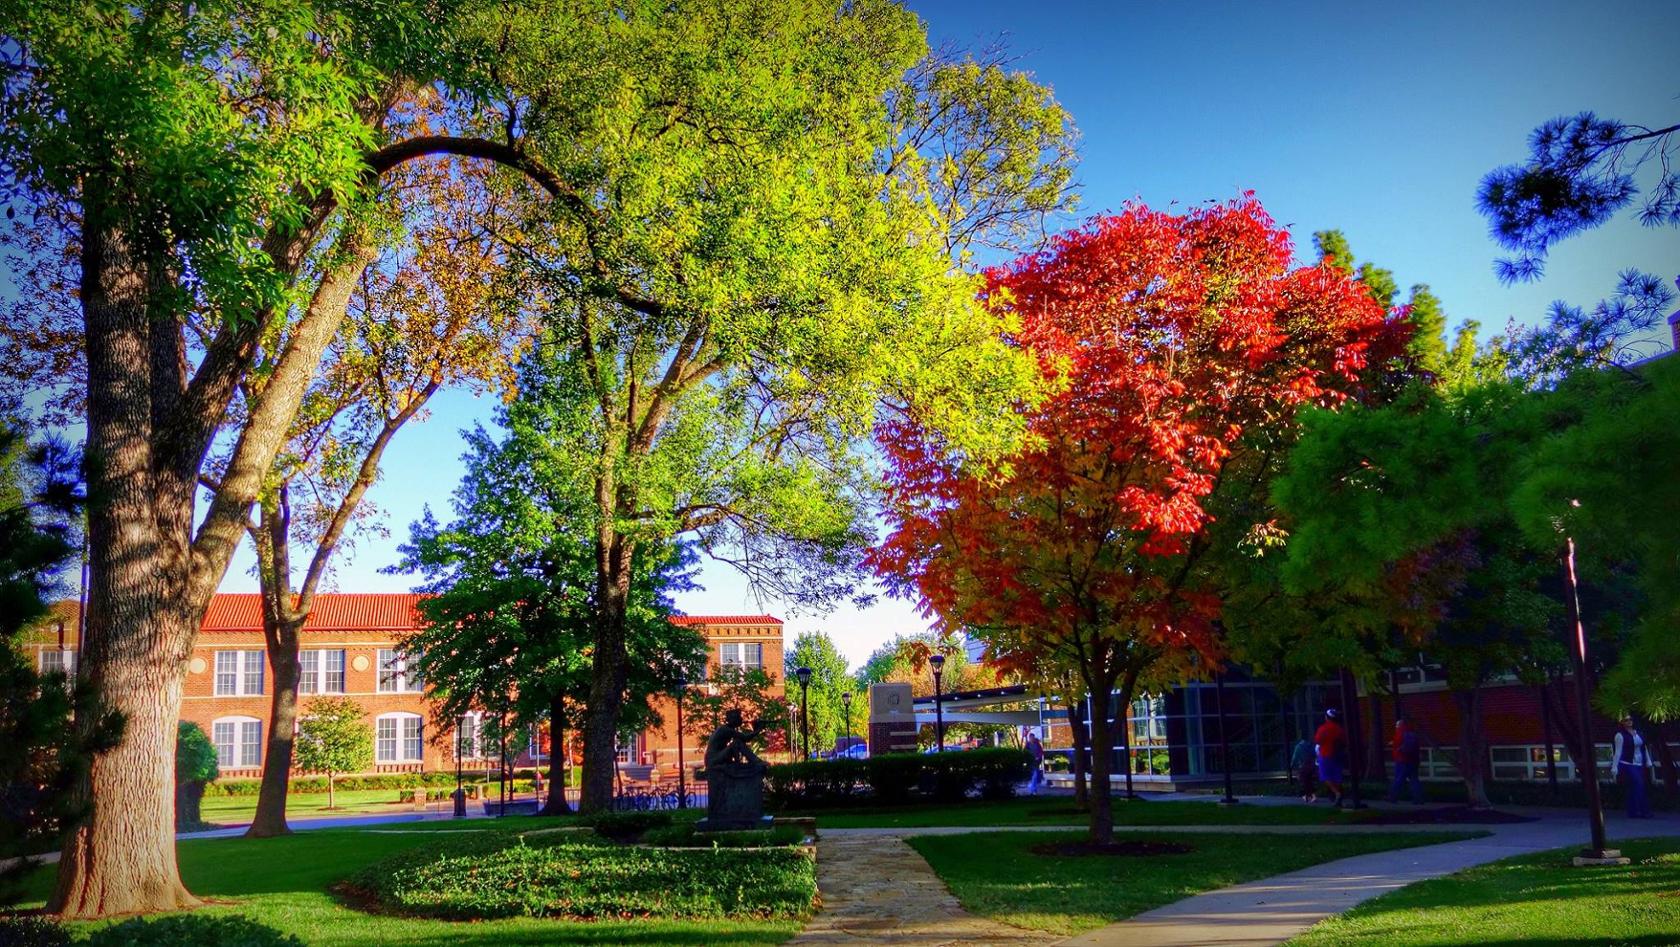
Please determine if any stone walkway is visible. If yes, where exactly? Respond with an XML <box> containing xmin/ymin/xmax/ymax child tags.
<box><xmin>800</xmin><ymin>805</ymin><xmax>1680</xmax><ymax>947</ymax></box>
<box><xmin>790</xmin><ymin>833</ymin><xmax>1057</xmax><ymax>947</ymax></box>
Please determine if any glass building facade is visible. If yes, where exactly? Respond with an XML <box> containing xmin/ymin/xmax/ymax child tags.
<box><xmin>1046</xmin><ymin>669</ymin><xmax>1342</xmax><ymax>781</ymax></box>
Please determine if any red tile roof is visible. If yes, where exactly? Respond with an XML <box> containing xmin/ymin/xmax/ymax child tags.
<box><xmin>201</xmin><ymin>593</ymin><xmax>425</xmax><ymax>632</ymax></box>
<box><xmin>669</xmin><ymin>614</ymin><xmax>782</xmax><ymax>626</ymax></box>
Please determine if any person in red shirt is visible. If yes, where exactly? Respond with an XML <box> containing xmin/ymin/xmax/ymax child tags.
<box><xmin>1388</xmin><ymin>717</ymin><xmax>1423</xmax><ymax>804</ymax></box>
<box><xmin>1313</xmin><ymin>709</ymin><xmax>1347</xmax><ymax>807</ymax></box>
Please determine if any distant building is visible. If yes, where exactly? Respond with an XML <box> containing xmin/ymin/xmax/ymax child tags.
<box><xmin>18</xmin><ymin>595</ymin><xmax>782</xmax><ymax>781</ymax></box>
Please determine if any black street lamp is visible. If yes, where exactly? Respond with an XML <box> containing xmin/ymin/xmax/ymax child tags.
<box><xmin>929</xmin><ymin>653</ymin><xmax>946</xmax><ymax>752</ymax></box>
<box><xmin>453</xmin><ymin>714</ymin><xmax>467</xmax><ymax>818</ymax></box>
<box><xmin>1561</xmin><ymin>505</ymin><xmax>1613</xmax><ymax>861</ymax></box>
<box><xmin>795</xmin><ymin>666</ymin><xmax>813</xmax><ymax>760</ymax></box>
<box><xmin>1214</xmin><ymin>668</ymin><xmax>1239</xmax><ymax>806</ymax></box>
<box><xmin>842</xmin><ymin>690</ymin><xmax>854</xmax><ymax>755</ymax></box>
<box><xmin>675</xmin><ymin>673</ymin><xmax>689</xmax><ymax>808</ymax></box>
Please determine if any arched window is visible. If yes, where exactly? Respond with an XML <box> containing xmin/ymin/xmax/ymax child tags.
<box><xmin>211</xmin><ymin>715</ymin><xmax>263</xmax><ymax>769</ymax></box>
<box><xmin>376</xmin><ymin>712</ymin><xmax>424</xmax><ymax>763</ymax></box>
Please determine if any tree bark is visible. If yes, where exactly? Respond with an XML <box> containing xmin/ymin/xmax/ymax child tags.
<box><xmin>541</xmin><ymin>698</ymin><xmax>572</xmax><ymax>816</ymax></box>
<box><xmin>579</xmin><ymin>532</ymin><xmax>634</xmax><ymax>813</ymax></box>
<box><xmin>1084</xmin><ymin>678</ymin><xmax>1118</xmax><ymax>844</ymax></box>
<box><xmin>1066</xmin><ymin>696</ymin><xmax>1089</xmax><ymax>810</ymax></box>
<box><xmin>50</xmin><ymin>214</ymin><xmax>199</xmax><ymax>918</ymax></box>
<box><xmin>1452</xmin><ymin>687</ymin><xmax>1491</xmax><ymax>807</ymax></box>
<box><xmin>246</xmin><ymin>616</ymin><xmax>303</xmax><ymax>837</ymax></box>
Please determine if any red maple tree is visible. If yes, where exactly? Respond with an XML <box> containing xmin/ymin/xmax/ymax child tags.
<box><xmin>873</xmin><ymin>196</ymin><xmax>1399</xmax><ymax>841</ymax></box>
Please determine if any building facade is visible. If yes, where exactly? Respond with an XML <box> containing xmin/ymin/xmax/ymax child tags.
<box><xmin>21</xmin><ymin>595</ymin><xmax>783</xmax><ymax>782</ymax></box>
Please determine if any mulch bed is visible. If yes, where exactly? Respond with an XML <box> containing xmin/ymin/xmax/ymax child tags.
<box><xmin>1028</xmin><ymin>839</ymin><xmax>1194</xmax><ymax>857</ymax></box>
<box><xmin>1356</xmin><ymin>805</ymin><xmax>1534</xmax><ymax>825</ymax></box>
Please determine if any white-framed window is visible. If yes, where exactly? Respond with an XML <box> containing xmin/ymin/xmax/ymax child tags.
<box><xmin>456</xmin><ymin>712</ymin><xmax>488</xmax><ymax>760</ymax></box>
<box><xmin>38</xmin><ymin>649</ymin><xmax>75</xmax><ymax>678</ymax></box>
<box><xmin>719</xmin><ymin>642</ymin><xmax>763</xmax><ymax>670</ymax></box>
<box><xmin>615</xmin><ymin>733</ymin><xmax>640</xmax><ymax>764</ymax></box>
<box><xmin>377</xmin><ymin>649</ymin><xmax>423</xmax><ymax>693</ymax></box>
<box><xmin>214</xmin><ymin>650</ymin><xmax>265</xmax><ymax>696</ymax></box>
<box><xmin>211</xmin><ymin>715</ymin><xmax>263</xmax><ymax>769</ymax></box>
<box><xmin>529</xmin><ymin>723</ymin><xmax>549</xmax><ymax>762</ymax></box>
<box><xmin>376</xmin><ymin>712</ymin><xmax>424</xmax><ymax>763</ymax></box>
<box><xmin>299</xmin><ymin>649</ymin><xmax>346</xmax><ymax>695</ymax></box>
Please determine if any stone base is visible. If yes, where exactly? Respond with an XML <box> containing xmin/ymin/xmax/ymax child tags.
<box><xmin>1572</xmin><ymin>849</ymin><xmax>1630</xmax><ymax>866</ymax></box>
<box><xmin>695</xmin><ymin>815</ymin><xmax>775</xmax><ymax>833</ymax></box>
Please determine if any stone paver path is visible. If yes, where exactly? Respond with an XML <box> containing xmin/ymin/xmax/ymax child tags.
<box><xmin>1053</xmin><ymin>809</ymin><xmax>1680</xmax><ymax>947</ymax></box>
<box><xmin>791</xmin><ymin>833</ymin><xmax>1056</xmax><ymax>947</ymax></box>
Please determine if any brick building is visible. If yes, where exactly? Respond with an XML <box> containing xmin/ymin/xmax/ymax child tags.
<box><xmin>19</xmin><ymin>595</ymin><xmax>783</xmax><ymax>781</ymax></box>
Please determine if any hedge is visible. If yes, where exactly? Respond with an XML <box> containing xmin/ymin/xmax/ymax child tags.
<box><xmin>0</xmin><ymin>915</ymin><xmax>302</xmax><ymax>947</ymax></box>
<box><xmin>205</xmin><ymin>770</ymin><xmax>545</xmax><ymax>797</ymax></box>
<box><xmin>765</xmin><ymin>747</ymin><xmax>1030</xmax><ymax>809</ymax></box>
<box><xmin>346</xmin><ymin>834</ymin><xmax>815</xmax><ymax>921</ymax></box>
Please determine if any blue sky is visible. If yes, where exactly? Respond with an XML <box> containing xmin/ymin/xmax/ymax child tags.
<box><xmin>217</xmin><ymin>0</ymin><xmax>1680</xmax><ymax>668</ymax></box>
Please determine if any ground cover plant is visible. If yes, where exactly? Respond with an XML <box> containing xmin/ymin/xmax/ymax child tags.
<box><xmin>909</xmin><ymin>829</ymin><xmax>1480</xmax><ymax>935</ymax></box>
<box><xmin>1</xmin><ymin>819</ymin><xmax>799</xmax><ymax>947</ymax></box>
<box><xmin>1287</xmin><ymin>836</ymin><xmax>1680</xmax><ymax>945</ymax></box>
<box><xmin>347</xmin><ymin>831</ymin><xmax>816</xmax><ymax>921</ymax></box>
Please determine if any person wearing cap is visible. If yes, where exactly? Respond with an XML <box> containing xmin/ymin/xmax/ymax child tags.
<box><xmin>1614</xmin><ymin>716</ymin><xmax>1654</xmax><ymax>819</ymax></box>
<box><xmin>1313</xmin><ymin>709</ymin><xmax>1347</xmax><ymax>807</ymax></box>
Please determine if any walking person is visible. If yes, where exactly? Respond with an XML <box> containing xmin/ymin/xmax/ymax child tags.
<box><xmin>1615</xmin><ymin>716</ymin><xmax>1654</xmax><ymax>819</ymax></box>
<box><xmin>1291</xmin><ymin>736</ymin><xmax>1317</xmax><ymax>803</ymax></box>
<box><xmin>1025</xmin><ymin>730</ymin><xmax>1046</xmax><ymax>796</ymax></box>
<box><xmin>1314</xmin><ymin>709</ymin><xmax>1347</xmax><ymax>807</ymax></box>
<box><xmin>1387</xmin><ymin>716</ymin><xmax>1424</xmax><ymax>804</ymax></box>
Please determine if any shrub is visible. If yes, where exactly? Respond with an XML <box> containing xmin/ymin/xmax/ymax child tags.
<box><xmin>348</xmin><ymin>834</ymin><xmax>815</xmax><ymax>921</ymax></box>
<box><xmin>206</xmin><ymin>772</ymin><xmax>485</xmax><ymax>796</ymax></box>
<box><xmin>644</xmin><ymin>823</ymin><xmax>806</xmax><ymax>848</ymax></box>
<box><xmin>0</xmin><ymin>916</ymin><xmax>70</xmax><ymax>947</ymax></box>
<box><xmin>581</xmin><ymin>809</ymin><xmax>673</xmax><ymax>842</ymax></box>
<box><xmin>766</xmin><ymin>747</ymin><xmax>1030</xmax><ymax>809</ymax></box>
<box><xmin>84</xmin><ymin>915</ymin><xmax>301</xmax><ymax>946</ymax></box>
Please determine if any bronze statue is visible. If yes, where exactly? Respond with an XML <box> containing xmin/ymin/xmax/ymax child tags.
<box><xmin>703</xmin><ymin>707</ymin><xmax>766</xmax><ymax>772</ymax></box>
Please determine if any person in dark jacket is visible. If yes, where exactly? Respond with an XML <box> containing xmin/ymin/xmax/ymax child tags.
<box><xmin>1614</xmin><ymin>716</ymin><xmax>1654</xmax><ymax>819</ymax></box>
<box><xmin>1291</xmin><ymin>736</ymin><xmax>1317</xmax><ymax>803</ymax></box>
<box><xmin>1387</xmin><ymin>717</ymin><xmax>1423</xmax><ymax>804</ymax></box>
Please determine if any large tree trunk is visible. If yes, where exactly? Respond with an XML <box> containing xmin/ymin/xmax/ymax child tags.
<box><xmin>50</xmin><ymin>217</ymin><xmax>199</xmax><ymax>917</ymax></box>
<box><xmin>247</xmin><ymin>616</ymin><xmax>304</xmax><ymax>837</ymax></box>
<box><xmin>1066</xmin><ymin>697</ymin><xmax>1089</xmax><ymax>810</ymax></box>
<box><xmin>1085</xmin><ymin>684</ymin><xmax>1115</xmax><ymax>844</ymax></box>
<box><xmin>1452</xmin><ymin>687</ymin><xmax>1491</xmax><ymax>807</ymax></box>
<box><xmin>1367</xmin><ymin>683</ymin><xmax>1387</xmax><ymax>782</ymax></box>
<box><xmin>580</xmin><ymin>534</ymin><xmax>634</xmax><ymax>813</ymax></box>
<box><xmin>541</xmin><ymin>698</ymin><xmax>572</xmax><ymax>816</ymax></box>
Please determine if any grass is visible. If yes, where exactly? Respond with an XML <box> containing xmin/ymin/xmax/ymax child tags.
<box><xmin>804</xmin><ymin>795</ymin><xmax>1389</xmax><ymax>829</ymax></box>
<box><xmin>198</xmin><ymin>789</ymin><xmax>445</xmax><ymax>824</ymax></box>
<box><xmin>5</xmin><ymin>817</ymin><xmax>798</xmax><ymax>946</ymax></box>
<box><xmin>908</xmin><ymin>828</ymin><xmax>1483</xmax><ymax>936</ymax></box>
<box><xmin>1287</xmin><ymin>837</ymin><xmax>1680</xmax><ymax>946</ymax></box>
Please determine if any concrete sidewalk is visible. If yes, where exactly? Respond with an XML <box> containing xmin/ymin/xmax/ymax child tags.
<box><xmin>1051</xmin><ymin>811</ymin><xmax>1680</xmax><ymax>947</ymax></box>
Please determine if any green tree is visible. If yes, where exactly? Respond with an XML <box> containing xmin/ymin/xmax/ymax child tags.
<box><xmin>173</xmin><ymin>723</ymin><xmax>217</xmax><ymax>831</ymax></box>
<box><xmin>1312</xmin><ymin>230</ymin><xmax>1451</xmax><ymax>375</ymax></box>
<box><xmin>293</xmin><ymin>699</ymin><xmax>374</xmax><ymax>811</ymax></box>
<box><xmin>394</xmin><ymin>411</ymin><xmax>706</xmax><ymax>813</ymax></box>
<box><xmin>785</xmin><ymin>631</ymin><xmax>856</xmax><ymax>756</ymax></box>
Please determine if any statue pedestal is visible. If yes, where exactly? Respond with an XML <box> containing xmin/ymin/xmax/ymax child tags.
<box><xmin>695</xmin><ymin>765</ymin><xmax>772</xmax><ymax>832</ymax></box>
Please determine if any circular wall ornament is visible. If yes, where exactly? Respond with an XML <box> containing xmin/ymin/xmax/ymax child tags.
<box><xmin>351</xmin><ymin>654</ymin><xmax>371</xmax><ymax>673</ymax></box>
<box><xmin>188</xmin><ymin>656</ymin><xmax>206</xmax><ymax>675</ymax></box>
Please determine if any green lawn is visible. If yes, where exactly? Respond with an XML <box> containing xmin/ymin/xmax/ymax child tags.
<box><xmin>6</xmin><ymin>818</ymin><xmax>798</xmax><ymax>946</ymax></box>
<box><xmin>198</xmin><ymin>789</ymin><xmax>444</xmax><ymax>824</ymax></box>
<box><xmin>1287</xmin><ymin>837</ymin><xmax>1680</xmax><ymax>946</ymax></box>
<box><xmin>806</xmin><ymin>796</ymin><xmax>1385</xmax><ymax>829</ymax></box>
<box><xmin>909</xmin><ymin>829</ymin><xmax>1482</xmax><ymax>935</ymax></box>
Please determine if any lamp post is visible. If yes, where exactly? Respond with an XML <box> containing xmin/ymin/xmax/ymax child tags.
<box><xmin>675</xmin><ymin>673</ymin><xmax>688</xmax><ymax>808</ymax></box>
<box><xmin>1561</xmin><ymin>504</ymin><xmax>1613</xmax><ymax>861</ymax></box>
<box><xmin>842</xmin><ymin>690</ymin><xmax>854</xmax><ymax>755</ymax></box>
<box><xmin>929</xmin><ymin>653</ymin><xmax>946</xmax><ymax>752</ymax></box>
<box><xmin>1214</xmin><ymin>668</ymin><xmax>1239</xmax><ymax>806</ymax></box>
<box><xmin>796</xmin><ymin>666</ymin><xmax>813</xmax><ymax>760</ymax></box>
<box><xmin>453</xmin><ymin>714</ymin><xmax>467</xmax><ymax>818</ymax></box>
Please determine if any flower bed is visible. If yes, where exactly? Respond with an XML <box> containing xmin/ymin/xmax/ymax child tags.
<box><xmin>344</xmin><ymin>833</ymin><xmax>815</xmax><ymax>921</ymax></box>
